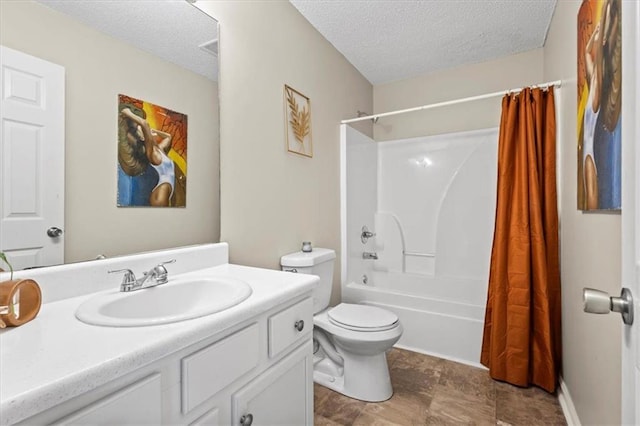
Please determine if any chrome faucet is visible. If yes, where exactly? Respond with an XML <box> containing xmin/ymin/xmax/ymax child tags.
<box><xmin>109</xmin><ymin>259</ymin><xmax>176</xmax><ymax>292</ymax></box>
<box><xmin>361</xmin><ymin>225</ymin><xmax>376</xmax><ymax>244</ymax></box>
<box><xmin>362</xmin><ymin>252</ymin><xmax>378</xmax><ymax>260</ymax></box>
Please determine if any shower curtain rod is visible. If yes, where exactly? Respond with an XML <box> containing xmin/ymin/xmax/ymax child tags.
<box><xmin>341</xmin><ymin>79</ymin><xmax>562</xmax><ymax>124</ymax></box>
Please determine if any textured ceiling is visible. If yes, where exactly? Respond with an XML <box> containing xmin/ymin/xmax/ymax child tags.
<box><xmin>289</xmin><ymin>0</ymin><xmax>557</xmax><ymax>84</ymax></box>
<box><xmin>35</xmin><ymin>0</ymin><xmax>218</xmax><ymax>81</ymax></box>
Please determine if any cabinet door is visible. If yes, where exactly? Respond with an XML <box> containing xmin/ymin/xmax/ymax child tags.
<box><xmin>232</xmin><ymin>341</ymin><xmax>313</xmax><ymax>426</ymax></box>
<box><xmin>56</xmin><ymin>374</ymin><xmax>162</xmax><ymax>425</ymax></box>
<box><xmin>182</xmin><ymin>324</ymin><xmax>259</xmax><ymax>414</ymax></box>
<box><xmin>190</xmin><ymin>408</ymin><xmax>220</xmax><ymax>426</ymax></box>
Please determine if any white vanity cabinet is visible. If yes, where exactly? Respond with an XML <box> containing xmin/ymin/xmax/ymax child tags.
<box><xmin>17</xmin><ymin>296</ymin><xmax>314</xmax><ymax>426</ymax></box>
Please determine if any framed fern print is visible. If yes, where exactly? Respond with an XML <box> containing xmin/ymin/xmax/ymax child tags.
<box><xmin>284</xmin><ymin>85</ymin><xmax>312</xmax><ymax>158</ymax></box>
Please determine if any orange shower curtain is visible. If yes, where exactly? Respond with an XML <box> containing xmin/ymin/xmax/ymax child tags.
<box><xmin>480</xmin><ymin>87</ymin><xmax>561</xmax><ymax>393</ymax></box>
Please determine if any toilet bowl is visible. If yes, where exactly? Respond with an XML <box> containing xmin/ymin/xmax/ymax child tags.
<box><xmin>313</xmin><ymin>303</ymin><xmax>402</xmax><ymax>401</ymax></box>
<box><xmin>280</xmin><ymin>248</ymin><xmax>403</xmax><ymax>402</ymax></box>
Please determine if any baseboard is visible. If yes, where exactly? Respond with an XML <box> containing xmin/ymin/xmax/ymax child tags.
<box><xmin>392</xmin><ymin>343</ymin><xmax>486</xmax><ymax>370</ymax></box>
<box><xmin>557</xmin><ymin>376</ymin><xmax>581</xmax><ymax>426</ymax></box>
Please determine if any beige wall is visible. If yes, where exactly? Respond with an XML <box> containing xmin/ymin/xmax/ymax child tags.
<box><xmin>544</xmin><ymin>1</ymin><xmax>622</xmax><ymax>424</ymax></box>
<box><xmin>197</xmin><ymin>2</ymin><xmax>372</xmax><ymax>304</ymax></box>
<box><xmin>373</xmin><ymin>49</ymin><xmax>543</xmax><ymax>141</ymax></box>
<box><xmin>1</xmin><ymin>1</ymin><xmax>220</xmax><ymax>264</ymax></box>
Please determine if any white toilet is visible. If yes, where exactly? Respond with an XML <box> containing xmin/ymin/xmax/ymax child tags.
<box><xmin>281</xmin><ymin>248</ymin><xmax>403</xmax><ymax>402</ymax></box>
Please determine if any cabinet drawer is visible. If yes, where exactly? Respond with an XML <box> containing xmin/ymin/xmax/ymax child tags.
<box><xmin>268</xmin><ymin>298</ymin><xmax>313</xmax><ymax>358</ymax></box>
<box><xmin>56</xmin><ymin>374</ymin><xmax>162</xmax><ymax>425</ymax></box>
<box><xmin>181</xmin><ymin>324</ymin><xmax>259</xmax><ymax>414</ymax></box>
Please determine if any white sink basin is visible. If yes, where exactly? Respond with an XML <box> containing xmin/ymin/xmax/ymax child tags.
<box><xmin>75</xmin><ymin>276</ymin><xmax>252</xmax><ymax>327</ymax></box>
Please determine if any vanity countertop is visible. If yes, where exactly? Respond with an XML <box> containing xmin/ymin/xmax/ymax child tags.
<box><xmin>0</xmin><ymin>262</ymin><xmax>318</xmax><ymax>425</ymax></box>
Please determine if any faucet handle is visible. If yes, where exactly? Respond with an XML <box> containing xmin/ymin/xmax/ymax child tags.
<box><xmin>152</xmin><ymin>259</ymin><xmax>175</xmax><ymax>284</ymax></box>
<box><xmin>109</xmin><ymin>268</ymin><xmax>137</xmax><ymax>291</ymax></box>
<box><xmin>361</xmin><ymin>225</ymin><xmax>376</xmax><ymax>243</ymax></box>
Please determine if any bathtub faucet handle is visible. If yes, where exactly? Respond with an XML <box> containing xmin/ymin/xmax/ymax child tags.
<box><xmin>361</xmin><ymin>225</ymin><xmax>376</xmax><ymax>243</ymax></box>
<box><xmin>363</xmin><ymin>252</ymin><xmax>378</xmax><ymax>260</ymax></box>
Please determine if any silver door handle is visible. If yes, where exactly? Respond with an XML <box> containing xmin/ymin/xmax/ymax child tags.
<box><xmin>47</xmin><ymin>227</ymin><xmax>63</xmax><ymax>238</ymax></box>
<box><xmin>583</xmin><ymin>287</ymin><xmax>634</xmax><ymax>325</ymax></box>
<box><xmin>240</xmin><ymin>413</ymin><xmax>253</xmax><ymax>426</ymax></box>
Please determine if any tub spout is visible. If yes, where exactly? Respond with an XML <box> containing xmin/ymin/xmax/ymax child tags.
<box><xmin>363</xmin><ymin>252</ymin><xmax>378</xmax><ymax>260</ymax></box>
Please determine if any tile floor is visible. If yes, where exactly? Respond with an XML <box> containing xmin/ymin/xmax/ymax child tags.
<box><xmin>314</xmin><ymin>348</ymin><xmax>567</xmax><ymax>426</ymax></box>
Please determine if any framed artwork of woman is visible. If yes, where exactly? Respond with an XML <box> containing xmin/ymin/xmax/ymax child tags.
<box><xmin>117</xmin><ymin>95</ymin><xmax>188</xmax><ymax>208</ymax></box>
<box><xmin>577</xmin><ymin>0</ymin><xmax>622</xmax><ymax>211</ymax></box>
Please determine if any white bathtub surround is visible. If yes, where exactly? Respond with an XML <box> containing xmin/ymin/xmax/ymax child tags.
<box><xmin>376</xmin><ymin>127</ymin><xmax>498</xmax><ymax>277</ymax></box>
<box><xmin>343</xmin><ymin>125</ymin><xmax>379</xmax><ymax>286</ymax></box>
<box><xmin>0</xmin><ymin>243</ymin><xmax>317</xmax><ymax>425</ymax></box>
<box><xmin>341</xmin><ymin>125</ymin><xmax>498</xmax><ymax>365</ymax></box>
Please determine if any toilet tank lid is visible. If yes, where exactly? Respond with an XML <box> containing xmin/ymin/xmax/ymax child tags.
<box><xmin>280</xmin><ymin>248</ymin><xmax>336</xmax><ymax>267</ymax></box>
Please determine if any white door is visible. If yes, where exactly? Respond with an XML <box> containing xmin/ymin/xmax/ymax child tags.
<box><xmin>0</xmin><ymin>46</ymin><xmax>65</xmax><ymax>270</ymax></box>
<box><xmin>621</xmin><ymin>1</ymin><xmax>639</xmax><ymax>422</ymax></box>
<box><xmin>582</xmin><ymin>2</ymin><xmax>638</xmax><ymax>422</ymax></box>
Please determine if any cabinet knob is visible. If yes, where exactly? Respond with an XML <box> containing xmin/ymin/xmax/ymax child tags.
<box><xmin>294</xmin><ymin>320</ymin><xmax>304</xmax><ymax>332</ymax></box>
<box><xmin>240</xmin><ymin>413</ymin><xmax>253</xmax><ymax>426</ymax></box>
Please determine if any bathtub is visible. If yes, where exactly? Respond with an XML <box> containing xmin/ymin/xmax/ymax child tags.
<box><xmin>340</xmin><ymin>124</ymin><xmax>497</xmax><ymax>369</ymax></box>
<box><xmin>342</xmin><ymin>270</ymin><xmax>488</xmax><ymax>368</ymax></box>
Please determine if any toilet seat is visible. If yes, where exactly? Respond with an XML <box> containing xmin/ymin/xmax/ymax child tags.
<box><xmin>328</xmin><ymin>303</ymin><xmax>398</xmax><ymax>332</ymax></box>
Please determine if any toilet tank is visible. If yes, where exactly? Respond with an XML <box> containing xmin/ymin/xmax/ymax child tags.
<box><xmin>280</xmin><ymin>248</ymin><xmax>335</xmax><ymax>314</ymax></box>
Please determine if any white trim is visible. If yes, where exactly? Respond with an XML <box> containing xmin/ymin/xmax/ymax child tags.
<box><xmin>392</xmin><ymin>343</ymin><xmax>486</xmax><ymax>370</ymax></box>
<box><xmin>341</xmin><ymin>80</ymin><xmax>563</xmax><ymax>124</ymax></box>
<box><xmin>558</xmin><ymin>376</ymin><xmax>582</xmax><ymax>426</ymax></box>
<box><xmin>339</xmin><ymin>124</ymin><xmax>348</xmax><ymax>285</ymax></box>
<box><xmin>621</xmin><ymin>0</ymin><xmax>639</xmax><ymax>423</ymax></box>
<box><xmin>555</xmin><ymin>86</ymin><xmax>563</xmax><ymax>219</ymax></box>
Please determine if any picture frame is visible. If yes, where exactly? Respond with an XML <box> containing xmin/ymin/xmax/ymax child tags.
<box><xmin>284</xmin><ymin>85</ymin><xmax>313</xmax><ymax>158</ymax></box>
<box><xmin>117</xmin><ymin>94</ymin><xmax>188</xmax><ymax>208</ymax></box>
<box><xmin>577</xmin><ymin>0</ymin><xmax>621</xmax><ymax>211</ymax></box>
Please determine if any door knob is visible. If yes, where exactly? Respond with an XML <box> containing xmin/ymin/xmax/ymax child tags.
<box><xmin>240</xmin><ymin>413</ymin><xmax>253</xmax><ymax>426</ymax></box>
<box><xmin>47</xmin><ymin>227</ymin><xmax>63</xmax><ymax>238</ymax></box>
<box><xmin>583</xmin><ymin>287</ymin><xmax>634</xmax><ymax>325</ymax></box>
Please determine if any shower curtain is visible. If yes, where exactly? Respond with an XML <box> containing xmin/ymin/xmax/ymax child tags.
<box><xmin>480</xmin><ymin>87</ymin><xmax>561</xmax><ymax>393</ymax></box>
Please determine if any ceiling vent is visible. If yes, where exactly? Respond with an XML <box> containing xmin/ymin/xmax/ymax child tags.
<box><xmin>199</xmin><ymin>39</ymin><xmax>218</xmax><ymax>57</ymax></box>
